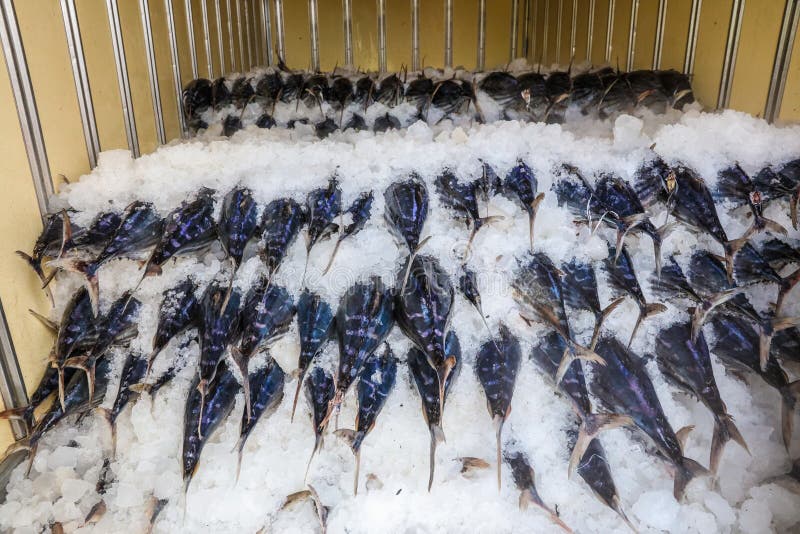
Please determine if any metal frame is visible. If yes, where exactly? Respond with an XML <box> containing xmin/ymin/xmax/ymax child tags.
<box><xmin>244</xmin><ymin>0</ymin><xmax>252</xmax><ymax>70</ymax></box>
<box><xmin>543</xmin><ymin>0</ymin><xmax>549</xmax><ymax>64</ymax></box>
<box><xmin>185</xmin><ymin>0</ymin><xmax>199</xmax><ymax>78</ymax></box>
<box><xmin>411</xmin><ymin>0</ymin><xmax>419</xmax><ymax>71</ymax></box>
<box><xmin>718</xmin><ymin>0</ymin><xmax>745</xmax><ymax>109</ymax></box>
<box><xmin>308</xmin><ymin>0</ymin><xmax>319</xmax><ymax>71</ymax></box>
<box><xmin>236</xmin><ymin>0</ymin><xmax>245</xmax><ymax>70</ymax></box>
<box><xmin>343</xmin><ymin>0</ymin><xmax>353</xmax><ymax>66</ymax></box>
<box><xmin>140</xmin><ymin>0</ymin><xmax>166</xmax><ymax>145</ymax></box>
<box><xmin>627</xmin><ymin>0</ymin><xmax>639</xmax><ymax>71</ymax></box>
<box><xmin>684</xmin><ymin>0</ymin><xmax>701</xmax><ymax>75</ymax></box>
<box><xmin>106</xmin><ymin>0</ymin><xmax>140</xmax><ymax>158</ymax></box>
<box><xmin>165</xmin><ymin>0</ymin><xmax>187</xmax><ymax>136</ymax></box>
<box><xmin>60</xmin><ymin>0</ymin><xmax>100</xmax><ymax>169</ymax></box>
<box><xmin>765</xmin><ymin>0</ymin><xmax>800</xmax><ymax>122</ymax></box>
<box><xmin>556</xmin><ymin>0</ymin><xmax>562</xmax><ymax>64</ymax></box>
<box><xmin>510</xmin><ymin>0</ymin><xmax>519</xmax><ymax>60</ymax></box>
<box><xmin>587</xmin><ymin>0</ymin><xmax>595</xmax><ymax>61</ymax></box>
<box><xmin>570</xmin><ymin>0</ymin><xmax>577</xmax><ymax>60</ymax></box>
<box><xmin>444</xmin><ymin>0</ymin><xmax>453</xmax><ymax>68</ymax></box>
<box><xmin>274</xmin><ymin>0</ymin><xmax>285</xmax><ymax>62</ymax></box>
<box><xmin>605</xmin><ymin>0</ymin><xmax>615</xmax><ymax>63</ymax></box>
<box><xmin>477</xmin><ymin>0</ymin><xmax>486</xmax><ymax>70</ymax></box>
<box><xmin>215</xmin><ymin>0</ymin><xmax>225</xmax><ymax>72</ymax></box>
<box><xmin>653</xmin><ymin>0</ymin><xmax>667</xmax><ymax>69</ymax></box>
<box><xmin>227</xmin><ymin>0</ymin><xmax>236</xmax><ymax>70</ymax></box>
<box><xmin>378</xmin><ymin>0</ymin><xmax>387</xmax><ymax>72</ymax></box>
<box><xmin>262</xmin><ymin>0</ymin><xmax>273</xmax><ymax>66</ymax></box>
<box><xmin>201</xmin><ymin>0</ymin><xmax>213</xmax><ymax>77</ymax></box>
<box><xmin>522</xmin><ymin>0</ymin><xmax>531</xmax><ymax>58</ymax></box>
<box><xmin>0</xmin><ymin>0</ymin><xmax>53</xmax><ymax>217</ymax></box>
<box><xmin>0</xmin><ymin>300</ymin><xmax>26</xmax><ymax>441</ymax></box>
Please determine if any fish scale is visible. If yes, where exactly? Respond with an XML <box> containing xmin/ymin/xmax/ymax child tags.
<box><xmin>219</xmin><ymin>187</ymin><xmax>260</xmax><ymax>269</ymax></box>
<box><xmin>291</xmin><ymin>291</ymin><xmax>334</xmax><ymax>420</ymax></box>
<box><xmin>148</xmin><ymin>279</ymin><xmax>199</xmax><ymax>372</ymax></box>
<box><xmin>260</xmin><ymin>198</ymin><xmax>306</xmax><ymax>277</ymax></box>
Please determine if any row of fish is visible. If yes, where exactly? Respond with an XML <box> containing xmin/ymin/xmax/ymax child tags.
<box><xmin>182</xmin><ymin>63</ymin><xmax>695</xmax><ymax>136</ymax></box>
<box><xmin>8</xmin><ymin>152</ymin><xmax>800</xmax><ymax>531</ymax></box>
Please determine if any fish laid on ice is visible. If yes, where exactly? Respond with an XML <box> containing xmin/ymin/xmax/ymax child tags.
<box><xmin>291</xmin><ymin>290</ymin><xmax>334</xmax><ymax>421</ymax></box>
<box><xmin>504</xmin><ymin>447</ymin><xmax>572</xmax><ymax>532</ymax></box>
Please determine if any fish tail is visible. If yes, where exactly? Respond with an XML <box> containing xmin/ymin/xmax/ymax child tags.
<box><xmin>234</xmin><ymin>438</ymin><xmax>245</xmax><ymax>485</ymax></box>
<box><xmin>493</xmin><ymin>415</ymin><xmax>504</xmax><ymax>491</ymax></box>
<box><xmin>610</xmin><ymin>496</ymin><xmax>637</xmax><ymax>533</ymax></box>
<box><xmin>428</xmin><ymin>425</ymin><xmax>445</xmax><ymax>492</ymax></box>
<box><xmin>128</xmin><ymin>382</ymin><xmax>153</xmax><ymax>396</ymax></box>
<box><xmin>82</xmin><ymin>499</ymin><xmax>107</xmax><ymax>526</ymax></box>
<box><xmin>97</xmin><ymin>407</ymin><xmax>117</xmax><ymax>459</ymax></box>
<box><xmin>228</xmin><ymin>347</ymin><xmax>251</xmax><ymax>423</ymax></box>
<box><xmin>354</xmin><ymin>448</ymin><xmax>361</xmax><ymax>496</ymax></box>
<box><xmin>723</xmin><ymin>237</ymin><xmax>748</xmax><ymax>284</ymax></box>
<box><xmin>321</xmin><ymin>238</ymin><xmax>343</xmax><ymax>276</ymax></box>
<box><xmin>673</xmin><ymin>457</ymin><xmax>709</xmax><ymax>501</ymax></box>
<box><xmin>304</xmin><ymin>434</ymin><xmax>323</xmax><ymax>483</ymax></box>
<box><xmin>400</xmin><ymin>235</ymin><xmax>432</xmax><ymax>295</ymax></box>
<box><xmin>527</xmin><ymin>193</ymin><xmax>546</xmax><ymax>252</ymax></box>
<box><xmin>556</xmin><ymin>343</ymin><xmax>605</xmax><ymax>385</ymax></box>
<box><xmin>628</xmin><ymin>303</ymin><xmax>667</xmax><ymax>348</ymax></box>
<box><xmin>791</xmin><ymin>189</ymin><xmax>799</xmax><ymax>230</ymax></box>
<box><xmin>776</xmin><ymin>269</ymin><xmax>800</xmax><ymax>315</ymax></box>
<box><xmin>652</xmin><ymin>222</ymin><xmax>677</xmax><ymax>279</ymax></box>
<box><xmin>28</xmin><ymin>308</ymin><xmax>58</xmax><ymax>332</ymax></box>
<box><xmin>691</xmin><ymin>288</ymin><xmax>740</xmax><ymax>342</ymax></box>
<box><xmin>710</xmin><ymin>413</ymin><xmax>749</xmax><ymax>474</ymax></box>
<box><xmin>591</xmin><ymin>297</ymin><xmax>626</xmax><ymax>349</ymax></box>
<box><xmin>435</xmin><ymin>358</ymin><xmax>456</xmax><ymax>421</ymax></box>
<box><xmin>318</xmin><ymin>390</ymin><xmax>342</xmax><ymax>433</ymax></box>
<box><xmin>290</xmin><ymin>372</ymin><xmax>305</xmax><ymax>423</ymax></box>
<box><xmin>780</xmin><ymin>380</ymin><xmax>800</xmax><ymax>452</ymax></box>
<box><xmin>519</xmin><ymin>488</ymin><xmax>573</xmax><ymax>533</ymax></box>
<box><xmin>568</xmin><ymin>413</ymin><xmax>634</xmax><ymax>476</ymax></box>
<box><xmin>16</xmin><ymin>251</ymin><xmax>54</xmax><ymax>306</ymax></box>
<box><xmin>59</xmin><ymin>209</ymin><xmax>74</xmax><ymax>258</ymax></box>
<box><xmin>2</xmin><ymin>436</ymin><xmax>34</xmax><ymax>475</ymax></box>
<box><xmin>749</xmin><ymin>211</ymin><xmax>788</xmax><ymax>238</ymax></box>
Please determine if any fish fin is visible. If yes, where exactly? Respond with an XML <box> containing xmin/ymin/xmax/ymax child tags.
<box><xmin>791</xmin><ymin>190</ymin><xmax>799</xmax><ymax>231</ymax></box>
<box><xmin>710</xmin><ymin>415</ymin><xmax>749</xmax><ymax>474</ymax></box>
<box><xmin>400</xmin><ymin>235</ymin><xmax>432</xmax><ymax>295</ymax></box>
<box><xmin>628</xmin><ymin>303</ymin><xmax>667</xmax><ymax>348</ymax></box>
<box><xmin>690</xmin><ymin>289</ymin><xmax>739</xmax><ymax>341</ymax></box>
<box><xmin>353</xmin><ymin>449</ymin><xmax>361</xmax><ymax>496</ymax></box>
<box><xmin>673</xmin><ymin>457</ymin><xmax>708</xmax><ymax>501</ymax></box>
<box><xmin>556</xmin><ymin>344</ymin><xmax>605</xmax><ymax>385</ymax></box>
<box><xmin>568</xmin><ymin>414</ymin><xmax>634</xmax><ymax>476</ymax></box>
<box><xmin>57</xmin><ymin>366</ymin><xmax>66</xmax><ymax>412</ymax></box>
<box><xmin>527</xmin><ymin>193</ymin><xmax>546</xmax><ymax>251</ymax></box>
<box><xmin>28</xmin><ymin>309</ymin><xmax>58</xmax><ymax>332</ymax></box>
<box><xmin>234</xmin><ymin>436</ymin><xmax>245</xmax><ymax>485</ymax></box>
<box><xmin>0</xmin><ymin>406</ymin><xmax>28</xmax><ymax>422</ymax></box>
<box><xmin>591</xmin><ymin>297</ymin><xmax>626</xmax><ymax>349</ymax></box>
<box><xmin>435</xmin><ymin>357</ymin><xmax>457</xmax><ymax>420</ymax></box>
<box><xmin>196</xmin><ymin>380</ymin><xmax>208</xmax><ymax>439</ymax></box>
<box><xmin>675</xmin><ymin>425</ymin><xmax>694</xmax><ymax>450</ymax></box>
<box><xmin>290</xmin><ymin>371</ymin><xmax>305</xmax><ymax>423</ymax></box>
<box><xmin>128</xmin><ymin>382</ymin><xmax>153</xmax><ymax>395</ymax></box>
<box><xmin>780</xmin><ymin>381</ymin><xmax>800</xmax><ymax>451</ymax></box>
<box><xmin>96</xmin><ymin>407</ymin><xmax>117</xmax><ymax>459</ymax></box>
<box><xmin>334</xmin><ymin>428</ymin><xmax>359</xmax><ymax>453</ymax></box>
<box><xmin>304</xmin><ymin>434</ymin><xmax>323</xmax><ymax>483</ymax></box>
<box><xmin>493</xmin><ymin>415</ymin><xmax>504</xmax><ymax>491</ymax></box>
<box><xmin>321</xmin><ymin>238</ymin><xmax>343</xmax><ymax>276</ymax></box>
<box><xmin>17</xmin><ymin>251</ymin><xmax>55</xmax><ymax>306</ymax></box>
<box><xmin>228</xmin><ymin>347</ymin><xmax>251</xmax><ymax>423</ymax></box>
<box><xmin>519</xmin><ymin>488</ymin><xmax>573</xmax><ymax>533</ymax></box>
<box><xmin>82</xmin><ymin>499</ymin><xmax>107</xmax><ymax>526</ymax></box>
<box><xmin>144</xmin><ymin>262</ymin><xmax>162</xmax><ymax>277</ymax></box>
<box><xmin>724</xmin><ymin>237</ymin><xmax>749</xmax><ymax>284</ymax></box>
<box><xmin>427</xmin><ymin>425</ymin><xmax>445</xmax><ymax>491</ymax></box>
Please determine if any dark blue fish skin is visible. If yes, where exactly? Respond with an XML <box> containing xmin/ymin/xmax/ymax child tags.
<box><xmin>512</xmin><ymin>252</ymin><xmax>572</xmax><ymax>338</ymax></box>
<box><xmin>458</xmin><ymin>267</ymin><xmax>482</xmax><ymax>312</ymax></box>
<box><xmin>107</xmin><ymin>351</ymin><xmax>149</xmax><ymax>425</ymax></box>
<box><xmin>531</xmin><ymin>332</ymin><xmax>590</xmax><ymax>417</ymax></box>
<box><xmin>384</xmin><ymin>176</ymin><xmax>429</xmax><ymax>253</ymax></box>
<box><xmin>478</xmin><ymin>162</ymin><xmax>503</xmax><ymax>198</ymax></box>
<box><xmin>291</xmin><ymin>291</ymin><xmax>334</xmax><ymax>419</ymax></box>
<box><xmin>592</xmin><ymin>336</ymin><xmax>706</xmax><ymax>499</ymax></box>
<box><xmin>655</xmin><ymin>322</ymin><xmax>747</xmax><ymax>472</ymax></box>
<box><xmin>688</xmin><ymin>251</ymin><xmax>762</xmax><ymax>324</ymax></box>
<box><xmin>503</xmin><ymin>448</ymin><xmax>571</xmax><ymax>532</ymax></box>
<box><xmin>88</xmin><ymin>292</ymin><xmax>142</xmax><ymax>361</ymax></box>
<box><xmin>565</xmin><ymin>425</ymin><xmax>622</xmax><ymax>518</ymax></box>
<box><xmin>149</xmin><ymin>279</ymin><xmax>199</xmax><ymax>368</ymax></box>
<box><xmin>219</xmin><ymin>187</ymin><xmax>260</xmax><ymax>269</ymax></box>
<box><xmin>562</xmin><ymin>259</ymin><xmax>602</xmax><ymax>319</ymax></box>
<box><xmin>182</xmin><ymin>362</ymin><xmax>240</xmax><ymax>486</ymax></box>
<box><xmin>395</xmin><ymin>255</ymin><xmax>455</xmax><ymax>378</ymax></box>
<box><xmin>408</xmin><ymin>331</ymin><xmax>462</xmax><ymax>489</ymax></box>
<box><xmin>305</xmin><ymin>367</ymin><xmax>335</xmax><ymax>456</ymax></box>
<box><xmin>650</xmin><ymin>256</ymin><xmax>702</xmax><ymax>302</ymax></box>
<box><xmin>554</xmin><ymin>165</ymin><xmax>606</xmax><ymax>218</ymax></box>
<box><xmin>237</xmin><ymin>280</ymin><xmax>295</xmax><ymax>360</ymax></box>
<box><xmin>671</xmin><ymin>167</ymin><xmax>730</xmax><ymax>247</ymax></box>
<box><xmin>198</xmin><ymin>282</ymin><xmax>242</xmax><ymax>388</ymax></box>
<box><xmin>222</xmin><ymin>115</ymin><xmax>243</xmax><ymax>137</ymax></box>
<box><xmin>237</xmin><ymin>359</ymin><xmax>285</xmax><ymax>452</ymax></box>
<box><xmin>733</xmin><ymin>243</ymin><xmax>783</xmax><ymax>287</ymax></box>
<box><xmin>146</xmin><ymin>189</ymin><xmax>217</xmax><ymax>275</ymax></box>
<box><xmin>90</xmin><ymin>201</ymin><xmax>165</xmax><ymax>274</ymax></box>
<box><xmin>759</xmin><ymin>238</ymin><xmax>800</xmax><ymax>271</ymax></box>
<box><xmin>773</xmin><ymin>328</ymin><xmax>800</xmax><ymax>365</ymax></box>
<box><xmin>714</xmin><ymin>165</ymin><xmax>760</xmax><ymax>213</ymax></box>
<box><xmin>331</xmin><ymin>277</ymin><xmax>395</xmax><ymax>410</ymax></box>
<box><xmin>306</xmin><ymin>176</ymin><xmax>342</xmax><ymax>250</ymax></box>
<box><xmin>71</xmin><ymin>212</ymin><xmax>122</xmax><ymax>251</ymax></box>
<box><xmin>30</xmin><ymin>357</ymin><xmax>111</xmax><ymax>447</ymax></box>
<box><xmin>633</xmin><ymin>157</ymin><xmax>675</xmax><ymax>208</ymax></box>
<box><xmin>435</xmin><ymin>170</ymin><xmax>481</xmax><ymax>224</ymax></box>
<box><xmin>475</xmin><ymin>324</ymin><xmax>521</xmax><ymax>489</ymax></box>
<box><xmin>373</xmin><ymin>113</ymin><xmax>401</xmax><ymax>132</ymax></box>
<box><xmin>259</xmin><ymin>198</ymin><xmax>306</xmax><ymax>276</ymax></box>
<box><xmin>56</xmin><ymin>287</ymin><xmax>97</xmax><ymax>366</ymax></box>
<box><xmin>342</xmin><ymin>191</ymin><xmax>374</xmax><ymax>238</ymax></box>
<box><xmin>504</xmin><ymin>160</ymin><xmax>539</xmax><ymax>214</ymax></box>
<box><xmin>255</xmin><ymin>114</ymin><xmax>276</xmax><ymax>129</ymax></box>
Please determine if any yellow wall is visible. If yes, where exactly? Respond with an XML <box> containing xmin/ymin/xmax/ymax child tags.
<box><xmin>1</xmin><ymin>0</ymin><xmax>799</xmax><ymax>452</ymax></box>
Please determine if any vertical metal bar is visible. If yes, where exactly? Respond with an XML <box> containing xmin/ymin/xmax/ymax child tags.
<box><xmin>274</xmin><ymin>0</ymin><xmax>285</xmax><ymax>62</ymax></box>
<box><xmin>60</xmin><ymin>0</ymin><xmax>100</xmax><ymax>169</ymax></box>
<box><xmin>523</xmin><ymin>0</ymin><xmax>531</xmax><ymax>58</ymax></box>
<box><xmin>717</xmin><ymin>0</ymin><xmax>745</xmax><ymax>109</ymax></box>
<box><xmin>653</xmin><ymin>0</ymin><xmax>667</xmax><ymax>69</ymax></box>
<box><xmin>185</xmin><ymin>0</ymin><xmax>199</xmax><ymax>78</ymax></box>
<box><xmin>605</xmin><ymin>0</ymin><xmax>615</xmax><ymax>63</ymax></box>
<box><xmin>244</xmin><ymin>0</ymin><xmax>253</xmax><ymax>69</ymax></box>
<box><xmin>200</xmin><ymin>0</ymin><xmax>213</xmax><ymax>76</ymax></box>
<box><xmin>252</xmin><ymin>0</ymin><xmax>262</xmax><ymax>66</ymax></box>
<box><xmin>477</xmin><ymin>0</ymin><xmax>486</xmax><ymax>70</ymax></box>
<box><xmin>627</xmin><ymin>0</ymin><xmax>638</xmax><ymax>71</ymax></box>
<box><xmin>556</xmin><ymin>0</ymin><xmax>562</xmax><ymax>63</ymax></box>
<box><xmin>378</xmin><ymin>0</ymin><xmax>387</xmax><ymax>72</ymax></box>
<box><xmin>444</xmin><ymin>0</ymin><xmax>453</xmax><ymax>67</ymax></box>
<box><xmin>308</xmin><ymin>0</ymin><xmax>319</xmax><ymax>71</ymax></box>
<box><xmin>343</xmin><ymin>0</ymin><xmax>353</xmax><ymax>65</ymax></box>
<box><xmin>139</xmin><ymin>0</ymin><xmax>166</xmax><ymax>145</ymax></box>
<box><xmin>106</xmin><ymin>0</ymin><xmax>139</xmax><ymax>157</ymax></box>
<box><xmin>215</xmin><ymin>0</ymin><xmax>225</xmax><ymax>73</ymax></box>
<box><xmin>0</xmin><ymin>300</ymin><xmax>28</xmax><ymax>440</ymax></box>
<box><xmin>683</xmin><ymin>0</ymin><xmax>701</xmax><ymax>75</ymax></box>
<box><xmin>235</xmin><ymin>0</ymin><xmax>244</xmax><ymax>70</ymax></box>
<box><xmin>587</xmin><ymin>0</ymin><xmax>596</xmax><ymax>61</ymax></box>
<box><xmin>531</xmin><ymin>0</ymin><xmax>538</xmax><ymax>63</ymax></box>
<box><xmin>510</xmin><ymin>0</ymin><xmax>519</xmax><ymax>60</ymax></box>
<box><xmin>262</xmin><ymin>0</ymin><xmax>273</xmax><ymax>66</ymax></box>
<box><xmin>543</xmin><ymin>0</ymin><xmax>549</xmax><ymax>63</ymax></box>
<box><xmin>165</xmin><ymin>0</ymin><xmax>187</xmax><ymax>136</ymax></box>
<box><xmin>765</xmin><ymin>0</ymin><xmax>800</xmax><ymax>122</ymax></box>
<box><xmin>226</xmin><ymin>0</ymin><xmax>236</xmax><ymax>69</ymax></box>
<box><xmin>411</xmin><ymin>0</ymin><xmax>419</xmax><ymax>70</ymax></box>
<box><xmin>570</xmin><ymin>0</ymin><xmax>577</xmax><ymax>60</ymax></box>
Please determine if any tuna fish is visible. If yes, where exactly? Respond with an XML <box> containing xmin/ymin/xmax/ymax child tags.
<box><xmin>291</xmin><ymin>291</ymin><xmax>334</xmax><ymax>421</ymax></box>
<box><xmin>304</xmin><ymin>367</ymin><xmax>335</xmax><ymax>480</ymax></box>
<box><xmin>322</xmin><ymin>191</ymin><xmax>374</xmax><ymax>274</ymax></box>
<box><xmin>98</xmin><ymin>351</ymin><xmax>149</xmax><ymax>456</ymax></box>
<box><xmin>591</xmin><ymin>337</ymin><xmax>708</xmax><ymax>500</ymax></box>
<box><xmin>408</xmin><ymin>331</ymin><xmax>462</xmax><ymax>490</ymax></box>
<box><xmin>458</xmin><ymin>266</ymin><xmax>494</xmax><ymax>338</ymax></box>
<box><xmin>260</xmin><ymin>198</ymin><xmax>306</xmax><ymax>281</ymax></box>
<box><xmin>303</xmin><ymin>176</ymin><xmax>342</xmax><ymax>281</ymax></box>
<box><xmin>384</xmin><ymin>176</ymin><xmax>430</xmax><ymax>290</ymax></box>
<box><xmin>503</xmin><ymin>161</ymin><xmax>545</xmax><ymax>251</ymax></box>
<box><xmin>435</xmin><ymin>170</ymin><xmax>497</xmax><ymax>254</ymax></box>
<box><xmin>561</xmin><ymin>259</ymin><xmax>625</xmax><ymax>348</ymax></box>
<box><xmin>475</xmin><ymin>324</ymin><xmax>522</xmax><ymax>489</ymax></box>
<box><xmin>714</xmin><ymin>164</ymin><xmax>786</xmax><ymax>238</ymax></box>
<box><xmin>219</xmin><ymin>187</ymin><xmax>260</xmax><ymax>270</ymax></box>
<box><xmin>504</xmin><ymin>447</ymin><xmax>572</xmax><ymax>532</ymax></box>
<box><xmin>655</xmin><ymin>322</ymin><xmax>749</xmax><ymax>473</ymax></box>
<box><xmin>147</xmin><ymin>278</ymin><xmax>199</xmax><ymax>375</ymax></box>
<box><xmin>53</xmin><ymin>287</ymin><xmax>98</xmax><ymax>410</ymax></box>
<box><xmin>336</xmin><ymin>344</ymin><xmax>398</xmax><ymax>495</ymax></box>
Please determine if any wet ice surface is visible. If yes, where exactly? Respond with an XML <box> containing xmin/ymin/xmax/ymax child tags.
<box><xmin>2</xmin><ymin>109</ymin><xmax>800</xmax><ymax>533</ymax></box>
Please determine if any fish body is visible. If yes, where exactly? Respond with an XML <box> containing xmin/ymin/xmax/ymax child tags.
<box><xmin>512</xmin><ymin>253</ymin><xmax>572</xmax><ymax>339</ymax></box>
<box><xmin>655</xmin><ymin>322</ymin><xmax>748</xmax><ymax>472</ymax></box>
<box><xmin>304</xmin><ymin>366</ymin><xmax>336</xmax><ymax>478</ymax></box>
<box><xmin>475</xmin><ymin>324</ymin><xmax>522</xmax><ymax>489</ymax></box>
<box><xmin>197</xmin><ymin>282</ymin><xmax>242</xmax><ymax>394</ymax></box>
<box><xmin>291</xmin><ymin>291</ymin><xmax>334</xmax><ymax>419</ymax></box>
<box><xmin>236</xmin><ymin>359</ymin><xmax>285</xmax><ymax>477</ymax></box>
<box><xmin>71</xmin><ymin>211</ymin><xmax>122</xmax><ymax>252</ymax></box>
<box><xmin>592</xmin><ymin>336</ymin><xmax>707</xmax><ymax>499</ymax></box>
<box><xmin>100</xmin><ymin>351</ymin><xmax>148</xmax><ymax>454</ymax></box>
<box><xmin>306</xmin><ymin>176</ymin><xmax>342</xmax><ymax>251</ymax></box>
<box><xmin>504</xmin><ymin>448</ymin><xmax>572</xmax><ymax>532</ymax></box>
<box><xmin>504</xmin><ymin>161</ymin><xmax>544</xmax><ymax>249</ymax></box>
<box><xmin>148</xmin><ymin>279</ymin><xmax>199</xmax><ymax>370</ymax></box>
<box><xmin>561</xmin><ymin>259</ymin><xmax>623</xmax><ymax>347</ymax></box>
<box><xmin>145</xmin><ymin>189</ymin><xmax>217</xmax><ymax>276</ymax></box>
<box><xmin>384</xmin><ymin>176</ymin><xmax>429</xmax><ymax>254</ymax></box>
<box><xmin>480</xmin><ymin>71</ymin><xmax>521</xmax><ymax>108</ymax></box>
<box><xmin>237</xmin><ymin>281</ymin><xmax>295</xmax><ymax>360</ymax></box>
<box><xmin>260</xmin><ymin>198</ymin><xmax>306</xmax><ymax>277</ymax></box>
<box><xmin>408</xmin><ymin>331</ymin><xmax>462</xmax><ymax>490</ymax></box>
<box><xmin>219</xmin><ymin>187</ymin><xmax>260</xmax><ymax>269</ymax></box>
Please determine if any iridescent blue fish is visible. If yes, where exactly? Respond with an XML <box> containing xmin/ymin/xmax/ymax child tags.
<box><xmin>504</xmin><ymin>447</ymin><xmax>572</xmax><ymax>532</ymax></box>
<box><xmin>53</xmin><ymin>287</ymin><xmax>98</xmax><ymax>410</ymax></box>
<box><xmin>260</xmin><ymin>198</ymin><xmax>306</xmax><ymax>280</ymax></box>
<box><xmin>336</xmin><ymin>344</ymin><xmax>397</xmax><ymax>495</ymax></box>
<box><xmin>304</xmin><ymin>366</ymin><xmax>335</xmax><ymax>480</ymax></box>
<box><xmin>147</xmin><ymin>278</ymin><xmax>199</xmax><ymax>375</ymax></box>
<box><xmin>303</xmin><ymin>176</ymin><xmax>342</xmax><ymax>281</ymax></box>
<box><xmin>475</xmin><ymin>323</ymin><xmax>522</xmax><ymax>489</ymax></box>
<box><xmin>458</xmin><ymin>266</ymin><xmax>493</xmax><ymax>338</ymax></box>
<box><xmin>714</xmin><ymin>164</ymin><xmax>786</xmax><ymax>238</ymax></box>
<box><xmin>98</xmin><ymin>350</ymin><xmax>149</xmax><ymax>456</ymax></box>
<box><xmin>384</xmin><ymin>176</ymin><xmax>429</xmax><ymax>289</ymax></box>
<box><xmin>561</xmin><ymin>259</ymin><xmax>625</xmax><ymax>348</ymax></box>
<box><xmin>291</xmin><ymin>290</ymin><xmax>334</xmax><ymax>421</ymax></box>
<box><xmin>435</xmin><ymin>170</ymin><xmax>499</xmax><ymax>254</ymax></box>
<box><xmin>219</xmin><ymin>187</ymin><xmax>260</xmax><ymax>270</ymax></box>
<box><xmin>504</xmin><ymin>160</ymin><xmax>545</xmax><ymax>251</ymax></box>
<box><xmin>322</xmin><ymin>191</ymin><xmax>374</xmax><ymax>275</ymax></box>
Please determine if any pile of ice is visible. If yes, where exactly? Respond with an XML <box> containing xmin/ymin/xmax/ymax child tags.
<box><xmin>1</xmin><ymin>107</ymin><xmax>799</xmax><ymax>533</ymax></box>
